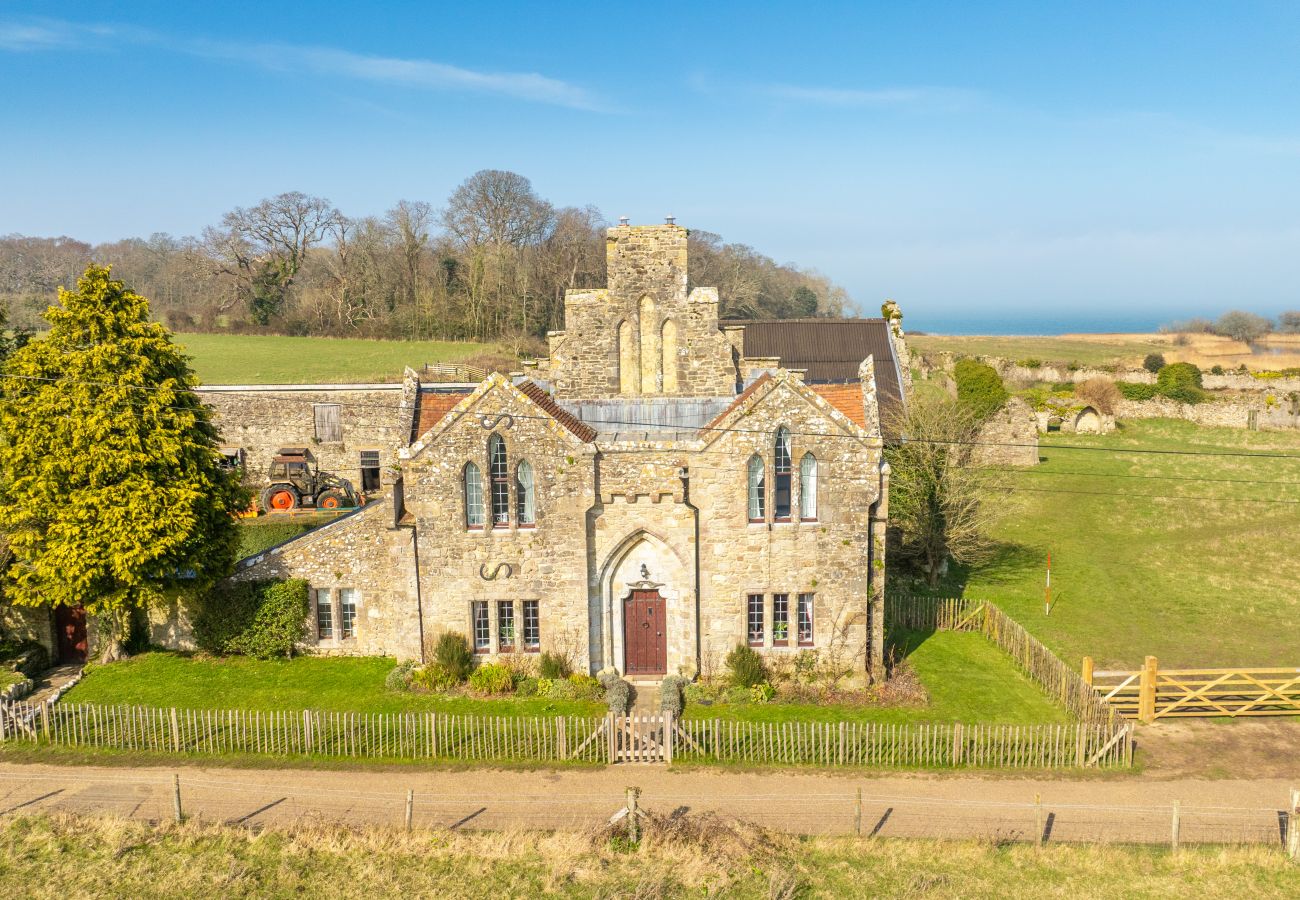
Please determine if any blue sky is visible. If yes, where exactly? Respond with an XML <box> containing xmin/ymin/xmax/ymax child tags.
<box><xmin>2</xmin><ymin>2</ymin><xmax>1299</xmax><ymax>332</ymax></box>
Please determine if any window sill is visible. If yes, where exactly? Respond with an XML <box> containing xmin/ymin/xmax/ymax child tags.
<box><xmin>523</xmin><ymin>646</ymin><xmax>540</xmax><ymax>653</ymax></box>
<box><xmin>747</xmin><ymin>519</ymin><xmax>765</xmax><ymax>526</ymax></box>
<box><xmin>474</xmin><ymin>648</ymin><xmax>490</xmax><ymax>655</ymax></box>
<box><xmin>467</xmin><ymin>525</ymin><xmax>485</xmax><ymax>533</ymax></box>
<box><xmin>800</xmin><ymin>518</ymin><xmax>818</xmax><ymax>524</ymax></box>
<box><xmin>747</xmin><ymin>640</ymin><xmax>764</xmax><ymax>648</ymax></box>
<box><xmin>798</xmin><ymin>641</ymin><xmax>814</xmax><ymax>648</ymax></box>
<box><xmin>517</xmin><ymin>523</ymin><xmax>536</xmax><ymax>530</ymax></box>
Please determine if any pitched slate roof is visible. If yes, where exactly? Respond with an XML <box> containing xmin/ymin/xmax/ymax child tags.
<box><xmin>722</xmin><ymin>317</ymin><xmax>904</xmax><ymax>429</ymax></box>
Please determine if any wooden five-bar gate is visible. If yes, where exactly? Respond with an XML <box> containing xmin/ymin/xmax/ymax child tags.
<box><xmin>1086</xmin><ymin>656</ymin><xmax>1300</xmax><ymax>723</ymax></box>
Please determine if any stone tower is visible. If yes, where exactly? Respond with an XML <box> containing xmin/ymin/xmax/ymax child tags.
<box><xmin>542</xmin><ymin>223</ymin><xmax>740</xmax><ymax>400</ymax></box>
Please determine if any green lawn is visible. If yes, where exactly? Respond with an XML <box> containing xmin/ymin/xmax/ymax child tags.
<box><xmin>65</xmin><ymin>653</ymin><xmax>604</xmax><ymax>718</ymax></box>
<box><xmin>175</xmin><ymin>332</ymin><xmax>500</xmax><ymax>384</ymax></box>
<box><xmin>684</xmin><ymin>631</ymin><xmax>1069</xmax><ymax>725</ymax></box>
<box><xmin>235</xmin><ymin>517</ymin><xmax>331</xmax><ymax>559</ymax></box>
<box><xmin>909</xmin><ymin>333</ymin><xmax>1167</xmax><ymax>368</ymax></box>
<box><xmin>935</xmin><ymin>419</ymin><xmax>1300</xmax><ymax>669</ymax></box>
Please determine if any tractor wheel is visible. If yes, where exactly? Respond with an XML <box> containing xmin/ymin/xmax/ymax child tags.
<box><xmin>317</xmin><ymin>490</ymin><xmax>346</xmax><ymax>510</ymax></box>
<box><xmin>261</xmin><ymin>485</ymin><xmax>299</xmax><ymax>513</ymax></box>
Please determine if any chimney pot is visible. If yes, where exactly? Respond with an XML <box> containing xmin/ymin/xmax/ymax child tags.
<box><xmin>665</xmin><ymin>215</ymin><xmax>675</xmax><ymax>225</ymax></box>
<box><xmin>618</xmin><ymin>216</ymin><xmax>629</xmax><ymax>226</ymax></box>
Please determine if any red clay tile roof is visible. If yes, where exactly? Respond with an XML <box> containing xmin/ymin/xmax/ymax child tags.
<box><xmin>518</xmin><ymin>380</ymin><xmax>598</xmax><ymax>443</ymax></box>
<box><xmin>414</xmin><ymin>390</ymin><xmax>472</xmax><ymax>441</ymax></box>
<box><xmin>810</xmin><ymin>383</ymin><xmax>867</xmax><ymax>429</ymax></box>
<box><xmin>700</xmin><ymin>372</ymin><xmax>772</xmax><ymax>435</ymax></box>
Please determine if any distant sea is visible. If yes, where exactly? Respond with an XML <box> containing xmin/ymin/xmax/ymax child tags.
<box><xmin>906</xmin><ymin>311</ymin><xmax>1167</xmax><ymax>336</ymax></box>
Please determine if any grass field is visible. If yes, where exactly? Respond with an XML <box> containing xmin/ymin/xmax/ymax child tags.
<box><xmin>65</xmin><ymin>654</ymin><xmax>605</xmax><ymax>719</ymax></box>
<box><xmin>920</xmin><ymin>419</ymin><xmax>1300</xmax><ymax>670</ymax></box>
<box><xmin>174</xmin><ymin>332</ymin><xmax>500</xmax><ymax>384</ymax></box>
<box><xmin>909</xmin><ymin>333</ymin><xmax>1168</xmax><ymax>368</ymax></box>
<box><xmin>686</xmin><ymin>631</ymin><xmax>1068</xmax><ymax>725</ymax></box>
<box><xmin>4</xmin><ymin>815</ymin><xmax>1296</xmax><ymax>899</ymax></box>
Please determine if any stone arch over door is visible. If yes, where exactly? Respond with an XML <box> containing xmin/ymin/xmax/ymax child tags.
<box><xmin>1074</xmin><ymin>406</ymin><xmax>1101</xmax><ymax>433</ymax></box>
<box><xmin>594</xmin><ymin>529</ymin><xmax>692</xmax><ymax>677</ymax></box>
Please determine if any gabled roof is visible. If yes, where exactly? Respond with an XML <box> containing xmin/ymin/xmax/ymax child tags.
<box><xmin>518</xmin><ymin>380</ymin><xmax>598</xmax><ymax>443</ymax></box>
<box><xmin>413</xmin><ymin>389</ymin><xmax>473</xmax><ymax>442</ymax></box>
<box><xmin>699</xmin><ymin>372</ymin><xmax>772</xmax><ymax>435</ymax></box>
<box><xmin>810</xmin><ymin>384</ymin><xmax>867</xmax><ymax>429</ymax></box>
<box><xmin>722</xmin><ymin>317</ymin><xmax>904</xmax><ymax>425</ymax></box>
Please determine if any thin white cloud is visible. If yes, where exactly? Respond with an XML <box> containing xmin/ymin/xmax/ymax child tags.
<box><xmin>0</xmin><ymin>17</ymin><xmax>606</xmax><ymax>111</ymax></box>
<box><xmin>0</xmin><ymin>22</ymin><xmax>76</xmax><ymax>50</ymax></box>
<box><xmin>765</xmin><ymin>83</ymin><xmax>980</xmax><ymax>111</ymax></box>
<box><xmin>184</xmin><ymin>39</ymin><xmax>607</xmax><ymax>111</ymax></box>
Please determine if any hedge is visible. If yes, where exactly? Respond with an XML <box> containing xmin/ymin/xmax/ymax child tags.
<box><xmin>192</xmin><ymin>579</ymin><xmax>309</xmax><ymax>659</ymax></box>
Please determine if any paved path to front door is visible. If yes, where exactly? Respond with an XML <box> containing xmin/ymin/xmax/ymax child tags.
<box><xmin>24</xmin><ymin>665</ymin><xmax>82</xmax><ymax>706</ymax></box>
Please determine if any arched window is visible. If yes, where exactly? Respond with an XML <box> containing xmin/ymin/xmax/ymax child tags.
<box><xmin>747</xmin><ymin>454</ymin><xmax>765</xmax><ymax>522</ymax></box>
<box><xmin>488</xmin><ymin>435</ymin><xmax>509</xmax><ymax>527</ymax></box>
<box><xmin>774</xmin><ymin>427</ymin><xmax>792</xmax><ymax>521</ymax></box>
<box><xmin>516</xmin><ymin>460</ymin><xmax>535</xmax><ymax>526</ymax></box>
<box><xmin>464</xmin><ymin>462</ymin><xmax>485</xmax><ymax>528</ymax></box>
<box><xmin>799</xmin><ymin>453</ymin><xmax>818</xmax><ymax>521</ymax></box>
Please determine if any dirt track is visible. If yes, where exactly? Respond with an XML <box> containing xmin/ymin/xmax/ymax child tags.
<box><xmin>1</xmin><ymin>760</ymin><xmax>1296</xmax><ymax>847</ymax></box>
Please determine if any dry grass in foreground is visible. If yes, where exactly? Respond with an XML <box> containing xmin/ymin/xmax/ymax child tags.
<box><xmin>1</xmin><ymin>812</ymin><xmax>1296</xmax><ymax>899</ymax></box>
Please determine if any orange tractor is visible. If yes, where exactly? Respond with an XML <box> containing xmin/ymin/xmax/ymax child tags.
<box><xmin>260</xmin><ymin>448</ymin><xmax>361</xmax><ymax>513</ymax></box>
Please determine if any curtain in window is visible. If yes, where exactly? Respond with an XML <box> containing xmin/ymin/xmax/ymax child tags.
<box><xmin>774</xmin><ymin>427</ymin><xmax>792</xmax><ymax>520</ymax></box>
<box><xmin>516</xmin><ymin>460</ymin><xmax>536</xmax><ymax>525</ymax></box>
<box><xmin>747</xmin><ymin>455</ymin><xmax>765</xmax><ymax>521</ymax></box>
<box><xmin>464</xmin><ymin>463</ymin><xmax>485</xmax><ymax>527</ymax></box>
<box><xmin>489</xmin><ymin>435</ymin><xmax>509</xmax><ymax>526</ymax></box>
<box><xmin>799</xmin><ymin>453</ymin><xmax>818</xmax><ymax>520</ymax></box>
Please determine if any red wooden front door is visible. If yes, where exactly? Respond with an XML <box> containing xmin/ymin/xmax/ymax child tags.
<box><xmin>55</xmin><ymin>604</ymin><xmax>88</xmax><ymax>663</ymax></box>
<box><xmin>624</xmin><ymin>589</ymin><xmax>667</xmax><ymax>676</ymax></box>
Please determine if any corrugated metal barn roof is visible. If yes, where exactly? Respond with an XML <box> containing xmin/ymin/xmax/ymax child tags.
<box><xmin>723</xmin><ymin>318</ymin><xmax>905</xmax><ymax>429</ymax></box>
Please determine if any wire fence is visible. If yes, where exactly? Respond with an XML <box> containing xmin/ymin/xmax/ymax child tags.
<box><xmin>0</xmin><ymin>770</ymin><xmax>1295</xmax><ymax>854</ymax></box>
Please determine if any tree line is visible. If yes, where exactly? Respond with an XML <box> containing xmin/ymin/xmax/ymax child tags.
<box><xmin>1162</xmin><ymin>309</ymin><xmax>1300</xmax><ymax>344</ymax></box>
<box><xmin>0</xmin><ymin>170</ymin><xmax>850</xmax><ymax>347</ymax></box>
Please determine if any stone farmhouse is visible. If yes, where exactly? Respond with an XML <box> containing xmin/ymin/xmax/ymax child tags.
<box><xmin>19</xmin><ymin>223</ymin><xmax>911</xmax><ymax>685</ymax></box>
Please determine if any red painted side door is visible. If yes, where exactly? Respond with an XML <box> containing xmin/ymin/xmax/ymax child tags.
<box><xmin>624</xmin><ymin>589</ymin><xmax>667</xmax><ymax>676</ymax></box>
<box><xmin>55</xmin><ymin>604</ymin><xmax>87</xmax><ymax>663</ymax></box>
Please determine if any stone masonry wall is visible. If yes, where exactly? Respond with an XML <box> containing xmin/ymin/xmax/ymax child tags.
<box><xmin>692</xmin><ymin>374</ymin><xmax>885</xmax><ymax>683</ymax></box>
<box><xmin>401</xmin><ymin>378</ymin><xmax>600</xmax><ymax>671</ymax></box>
<box><xmin>972</xmin><ymin>398</ymin><xmax>1040</xmax><ymax>466</ymax></box>
<box><xmin>233</xmin><ymin>501</ymin><xmax>422</xmax><ymax>659</ymax></box>
<box><xmin>544</xmin><ymin>225</ymin><xmax>739</xmax><ymax>400</ymax></box>
<box><xmin>200</xmin><ymin>382</ymin><xmax>411</xmax><ymax>494</ymax></box>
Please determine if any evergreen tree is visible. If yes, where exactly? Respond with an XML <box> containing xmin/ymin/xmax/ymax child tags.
<box><xmin>0</xmin><ymin>265</ymin><xmax>246</xmax><ymax>660</ymax></box>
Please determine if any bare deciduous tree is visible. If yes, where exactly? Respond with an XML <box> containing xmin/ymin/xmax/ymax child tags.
<box><xmin>885</xmin><ymin>394</ymin><xmax>1005</xmax><ymax>587</ymax></box>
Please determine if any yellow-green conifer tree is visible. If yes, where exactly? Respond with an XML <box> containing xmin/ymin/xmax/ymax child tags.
<box><xmin>0</xmin><ymin>265</ymin><xmax>246</xmax><ymax>660</ymax></box>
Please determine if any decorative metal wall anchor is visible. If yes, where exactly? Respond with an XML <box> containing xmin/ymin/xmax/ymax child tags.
<box><xmin>479</xmin><ymin>562</ymin><xmax>514</xmax><ymax>581</ymax></box>
<box><xmin>478</xmin><ymin>413</ymin><xmax>515</xmax><ymax>430</ymax></box>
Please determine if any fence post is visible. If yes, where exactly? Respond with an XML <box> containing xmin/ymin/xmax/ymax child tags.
<box><xmin>1074</xmin><ymin>724</ymin><xmax>1085</xmax><ymax>767</ymax></box>
<box><xmin>663</xmin><ymin>710</ymin><xmax>674</xmax><ymax>765</ymax></box>
<box><xmin>626</xmin><ymin>786</ymin><xmax>640</xmax><ymax>843</ymax></box>
<box><xmin>1287</xmin><ymin>788</ymin><xmax>1299</xmax><ymax>861</ymax></box>
<box><xmin>1035</xmin><ymin>793</ymin><xmax>1044</xmax><ymax>848</ymax></box>
<box><xmin>405</xmin><ymin>789</ymin><xmax>414</xmax><ymax>832</ymax></box>
<box><xmin>854</xmin><ymin>787</ymin><xmax>862</xmax><ymax>837</ymax></box>
<box><xmin>1081</xmin><ymin>656</ymin><xmax>1094</xmax><ymax>686</ymax></box>
<box><xmin>169</xmin><ymin>708</ymin><xmax>181</xmax><ymax>753</ymax></box>
<box><xmin>838</xmin><ymin>721</ymin><xmax>846</xmax><ymax>765</ymax></box>
<box><xmin>303</xmin><ymin>710</ymin><xmax>314</xmax><ymax>753</ymax></box>
<box><xmin>172</xmin><ymin>773</ymin><xmax>183</xmax><ymax>823</ymax></box>
<box><xmin>558</xmin><ymin>717</ymin><xmax>567</xmax><ymax>760</ymax></box>
<box><xmin>607</xmin><ymin>713</ymin><xmax>616</xmax><ymax>765</ymax></box>
<box><xmin>40</xmin><ymin>701</ymin><xmax>50</xmax><ymax>740</ymax></box>
<box><xmin>952</xmin><ymin>723</ymin><xmax>963</xmax><ymax>766</ymax></box>
<box><xmin>1138</xmin><ymin>656</ymin><xmax>1158</xmax><ymax>724</ymax></box>
<box><xmin>1171</xmin><ymin>800</ymin><xmax>1181</xmax><ymax>852</ymax></box>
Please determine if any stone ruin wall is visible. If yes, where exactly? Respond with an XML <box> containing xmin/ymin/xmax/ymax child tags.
<box><xmin>199</xmin><ymin>383</ymin><xmax>412</xmax><ymax>495</ymax></box>
<box><xmin>971</xmin><ymin>397</ymin><xmax>1040</xmax><ymax>466</ymax></box>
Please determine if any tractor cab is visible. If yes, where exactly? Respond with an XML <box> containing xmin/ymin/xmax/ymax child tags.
<box><xmin>268</xmin><ymin>448</ymin><xmax>318</xmax><ymax>493</ymax></box>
